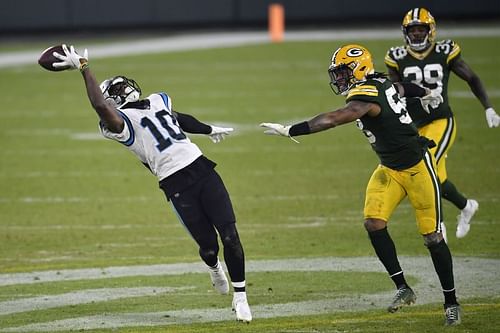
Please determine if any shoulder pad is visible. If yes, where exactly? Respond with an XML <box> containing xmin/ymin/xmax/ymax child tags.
<box><xmin>435</xmin><ymin>40</ymin><xmax>461</xmax><ymax>62</ymax></box>
<box><xmin>150</xmin><ymin>92</ymin><xmax>172</xmax><ymax>111</ymax></box>
<box><xmin>386</xmin><ymin>46</ymin><xmax>408</xmax><ymax>65</ymax></box>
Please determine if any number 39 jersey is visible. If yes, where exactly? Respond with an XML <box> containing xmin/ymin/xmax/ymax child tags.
<box><xmin>346</xmin><ymin>77</ymin><xmax>427</xmax><ymax>170</ymax></box>
<box><xmin>384</xmin><ymin>40</ymin><xmax>461</xmax><ymax>127</ymax></box>
<box><xmin>99</xmin><ymin>92</ymin><xmax>202</xmax><ymax>181</ymax></box>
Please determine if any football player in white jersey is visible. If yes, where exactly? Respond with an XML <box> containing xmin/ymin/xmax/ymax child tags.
<box><xmin>53</xmin><ymin>45</ymin><xmax>252</xmax><ymax>322</ymax></box>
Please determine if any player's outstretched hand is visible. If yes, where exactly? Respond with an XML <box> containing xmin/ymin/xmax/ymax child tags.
<box><xmin>209</xmin><ymin>126</ymin><xmax>234</xmax><ymax>143</ymax></box>
<box><xmin>260</xmin><ymin>123</ymin><xmax>290</xmax><ymax>136</ymax></box>
<box><xmin>485</xmin><ymin>108</ymin><xmax>500</xmax><ymax>128</ymax></box>
<box><xmin>420</xmin><ymin>88</ymin><xmax>443</xmax><ymax>113</ymax></box>
<box><xmin>53</xmin><ymin>44</ymin><xmax>88</xmax><ymax>71</ymax></box>
<box><xmin>260</xmin><ymin>123</ymin><xmax>299</xmax><ymax>143</ymax></box>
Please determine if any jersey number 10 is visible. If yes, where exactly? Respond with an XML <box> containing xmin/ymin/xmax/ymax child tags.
<box><xmin>141</xmin><ymin>110</ymin><xmax>187</xmax><ymax>152</ymax></box>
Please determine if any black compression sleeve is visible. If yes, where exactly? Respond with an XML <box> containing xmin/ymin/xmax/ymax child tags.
<box><xmin>289</xmin><ymin>121</ymin><xmax>311</xmax><ymax>136</ymax></box>
<box><xmin>175</xmin><ymin>112</ymin><xmax>212</xmax><ymax>134</ymax></box>
<box><xmin>399</xmin><ymin>83</ymin><xmax>427</xmax><ymax>97</ymax></box>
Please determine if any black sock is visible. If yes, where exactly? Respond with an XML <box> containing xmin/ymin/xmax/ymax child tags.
<box><xmin>368</xmin><ymin>228</ymin><xmax>408</xmax><ymax>289</ymax></box>
<box><xmin>441</xmin><ymin>179</ymin><xmax>467</xmax><ymax>210</ymax></box>
<box><xmin>427</xmin><ymin>239</ymin><xmax>457</xmax><ymax>304</ymax></box>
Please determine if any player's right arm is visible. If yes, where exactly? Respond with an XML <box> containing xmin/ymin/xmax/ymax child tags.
<box><xmin>260</xmin><ymin>100</ymin><xmax>380</xmax><ymax>138</ymax></box>
<box><xmin>81</xmin><ymin>68</ymin><xmax>124</xmax><ymax>133</ymax></box>
<box><xmin>306</xmin><ymin>100</ymin><xmax>380</xmax><ymax>133</ymax></box>
<box><xmin>53</xmin><ymin>44</ymin><xmax>124</xmax><ymax>133</ymax></box>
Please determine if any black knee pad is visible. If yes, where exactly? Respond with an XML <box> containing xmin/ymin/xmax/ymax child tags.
<box><xmin>219</xmin><ymin>224</ymin><xmax>241</xmax><ymax>248</ymax></box>
<box><xmin>199</xmin><ymin>247</ymin><xmax>218</xmax><ymax>262</ymax></box>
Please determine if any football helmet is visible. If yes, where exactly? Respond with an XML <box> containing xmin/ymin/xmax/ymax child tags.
<box><xmin>328</xmin><ymin>44</ymin><xmax>374</xmax><ymax>95</ymax></box>
<box><xmin>99</xmin><ymin>76</ymin><xmax>141</xmax><ymax>107</ymax></box>
<box><xmin>402</xmin><ymin>8</ymin><xmax>436</xmax><ymax>51</ymax></box>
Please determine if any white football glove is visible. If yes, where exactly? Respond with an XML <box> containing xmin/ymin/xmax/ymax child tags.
<box><xmin>53</xmin><ymin>44</ymin><xmax>88</xmax><ymax>71</ymax></box>
<box><xmin>485</xmin><ymin>107</ymin><xmax>500</xmax><ymax>128</ymax></box>
<box><xmin>260</xmin><ymin>123</ymin><xmax>299</xmax><ymax>143</ymax></box>
<box><xmin>208</xmin><ymin>126</ymin><xmax>233</xmax><ymax>143</ymax></box>
<box><xmin>420</xmin><ymin>88</ymin><xmax>443</xmax><ymax>113</ymax></box>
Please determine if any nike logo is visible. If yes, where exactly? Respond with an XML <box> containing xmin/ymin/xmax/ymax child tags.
<box><xmin>410</xmin><ymin>172</ymin><xmax>419</xmax><ymax>176</ymax></box>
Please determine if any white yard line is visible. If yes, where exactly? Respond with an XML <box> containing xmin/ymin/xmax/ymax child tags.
<box><xmin>0</xmin><ymin>286</ymin><xmax>193</xmax><ymax>316</ymax></box>
<box><xmin>1</xmin><ymin>26</ymin><xmax>500</xmax><ymax>68</ymax></box>
<box><xmin>1</xmin><ymin>256</ymin><xmax>499</xmax><ymax>332</ymax></box>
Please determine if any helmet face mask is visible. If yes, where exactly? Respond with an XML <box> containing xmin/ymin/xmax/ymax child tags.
<box><xmin>100</xmin><ymin>76</ymin><xmax>142</xmax><ymax>107</ymax></box>
<box><xmin>402</xmin><ymin>8</ymin><xmax>436</xmax><ymax>52</ymax></box>
<box><xmin>328</xmin><ymin>44</ymin><xmax>374</xmax><ymax>95</ymax></box>
<box><xmin>328</xmin><ymin>64</ymin><xmax>354</xmax><ymax>95</ymax></box>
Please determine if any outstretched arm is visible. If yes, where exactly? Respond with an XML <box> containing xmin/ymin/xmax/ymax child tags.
<box><xmin>173</xmin><ymin>110</ymin><xmax>234</xmax><ymax>143</ymax></box>
<box><xmin>53</xmin><ymin>44</ymin><xmax>124</xmax><ymax>133</ymax></box>
<box><xmin>305</xmin><ymin>100</ymin><xmax>378</xmax><ymax>133</ymax></box>
<box><xmin>260</xmin><ymin>100</ymin><xmax>379</xmax><ymax>139</ymax></box>
<box><xmin>173</xmin><ymin>111</ymin><xmax>212</xmax><ymax>134</ymax></box>
<box><xmin>81</xmin><ymin>68</ymin><xmax>124</xmax><ymax>133</ymax></box>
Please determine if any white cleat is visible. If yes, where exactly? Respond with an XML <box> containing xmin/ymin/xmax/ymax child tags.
<box><xmin>440</xmin><ymin>221</ymin><xmax>448</xmax><ymax>243</ymax></box>
<box><xmin>232</xmin><ymin>292</ymin><xmax>252</xmax><ymax>323</ymax></box>
<box><xmin>208</xmin><ymin>263</ymin><xmax>229</xmax><ymax>295</ymax></box>
<box><xmin>456</xmin><ymin>199</ymin><xmax>479</xmax><ymax>238</ymax></box>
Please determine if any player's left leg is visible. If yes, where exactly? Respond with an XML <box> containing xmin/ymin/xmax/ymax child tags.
<box><xmin>202</xmin><ymin>170</ymin><xmax>252</xmax><ymax>322</ymax></box>
<box><xmin>363</xmin><ymin>165</ymin><xmax>414</xmax><ymax>312</ymax></box>
<box><xmin>166</xmin><ymin>181</ymin><xmax>229</xmax><ymax>295</ymax></box>
<box><xmin>408</xmin><ymin>151</ymin><xmax>461</xmax><ymax>326</ymax></box>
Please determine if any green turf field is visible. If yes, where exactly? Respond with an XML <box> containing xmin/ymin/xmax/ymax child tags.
<box><xmin>0</xmin><ymin>33</ymin><xmax>499</xmax><ymax>333</ymax></box>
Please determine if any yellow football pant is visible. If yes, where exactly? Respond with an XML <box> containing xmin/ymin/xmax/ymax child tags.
<box><xmin>364</xmin><ymin>151</ymin><xmax>442</xmax><ymax>235</ymax></box>
<box><xmin>418</xmin><ymin>117</ymin><xmax>456</xmax><ymax>183</ymax></box>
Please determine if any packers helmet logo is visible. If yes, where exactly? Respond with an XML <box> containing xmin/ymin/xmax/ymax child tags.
<box><xmin>346</xmin><ymin>48</ymin><xmax>364</xmax><ymax>57</ymax></box>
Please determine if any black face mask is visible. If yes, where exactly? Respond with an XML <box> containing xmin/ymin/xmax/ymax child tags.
<box><xmin>328</xmin><ymin>64</ymin><xmax>353</xmax><ymax>95</ymax></box>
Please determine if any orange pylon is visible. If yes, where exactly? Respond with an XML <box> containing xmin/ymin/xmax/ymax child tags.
<box><xmin>269</xmin><ymin>4</ymin><xmax>284</xmax><ymax>42</ymax></box>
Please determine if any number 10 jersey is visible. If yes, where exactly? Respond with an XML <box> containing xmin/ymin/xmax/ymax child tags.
<box><xmin>99</xmin><ymin>92</ymin><xmax>202</xmax><ymax>182</ymax></box>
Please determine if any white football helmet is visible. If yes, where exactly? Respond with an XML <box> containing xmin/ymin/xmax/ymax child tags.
<box><xmin>99</xmin><ymin>76</ymin><xmax>141</xmax><ymax>107</ymax></box>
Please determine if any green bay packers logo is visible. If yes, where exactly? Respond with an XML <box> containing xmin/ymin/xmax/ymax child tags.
<box><xmin>346</xmin><ymin>48</ymin><xmax>364</xmax><ymax>57</ymax></box>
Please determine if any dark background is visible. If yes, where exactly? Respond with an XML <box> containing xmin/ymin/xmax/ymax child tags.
<box><xmin>1</xmin><ymin>0</ymin><xmax>498</xmax><ymax>35</ymax></box>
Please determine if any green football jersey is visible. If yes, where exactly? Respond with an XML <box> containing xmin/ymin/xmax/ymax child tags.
<box><xmin>385</xmin><ymin>40</ymin><xmax>461</xmax><ymax>127</ymax></box>
<box><xmin>346</xmin><ymin>77</ymin><xmax>429</xmax><ymax>170</ymax></box>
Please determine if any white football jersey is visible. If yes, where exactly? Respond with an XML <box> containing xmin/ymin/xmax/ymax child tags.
<box><xmin>100</xmin><ymin>92</ymin><xmax>202</xmax><ymax>181</ymax></box>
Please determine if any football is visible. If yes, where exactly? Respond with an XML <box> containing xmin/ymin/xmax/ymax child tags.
<box><xmin>38</xmin><ymin>45</ymin><xmax>69</xmax><ymax>71</ymax></box>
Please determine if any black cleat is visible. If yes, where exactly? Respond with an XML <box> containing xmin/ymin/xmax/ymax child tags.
<box><xmin>444</xmin><ymin>303</ymin><xmax>462</xmax><ymax>326</ymax></box>
<box><xmin>387</xmin><ymin>287</ymin><xmax>416</xmax><ymax>313</ymax></box>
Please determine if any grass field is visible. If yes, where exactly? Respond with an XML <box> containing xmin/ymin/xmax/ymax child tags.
<box><xmin>0</xmin><ymin>31</ymin><xmax>499</xmax><ymax>333</ymax></box>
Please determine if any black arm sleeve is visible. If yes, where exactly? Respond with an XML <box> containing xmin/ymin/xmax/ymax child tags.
<box><xmin>289</xmin><ymin>121</ymin><xmax>311</xmax><ymax>136</ymax></box>
<box><xmin>399</xmin><ymin>82</ymin><xmax>427</xmax><ymax>98</ymax></box>
<box><xmin>175</xmin><ymin>112</ymin><xmax>212</xmax><ymax>134</ymax></box>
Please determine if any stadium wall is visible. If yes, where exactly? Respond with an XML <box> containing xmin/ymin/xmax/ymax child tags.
<box><xmin>1</xmin><ymin>0</ymin><xmax>498</xmax><ymax>34</ymax></box>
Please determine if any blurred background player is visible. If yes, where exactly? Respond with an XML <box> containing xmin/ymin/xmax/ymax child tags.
<box><xmin>260</xmin><ymin>44</ymin><xmax>462</xmax><ymax>326</ymax></box>
<box><xmin>52</xmin><ymin>45</ymin><xmax>252</xmax><ymax>323</ymax></box>
<box><xmin>385</xmin><ymin>7</ymin><xmax>500</xmax><ymax>240</ymax></box>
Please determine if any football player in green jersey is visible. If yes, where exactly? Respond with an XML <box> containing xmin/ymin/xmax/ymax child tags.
<box><xmin>385</xmin><ymin>8</ymin><xmax>500</xmax><ymax>240</ymax></box>
<box><xmin>260</xmin><ymin>44</ymin><xmax>461</xmax><ymax>326</ymax></box>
